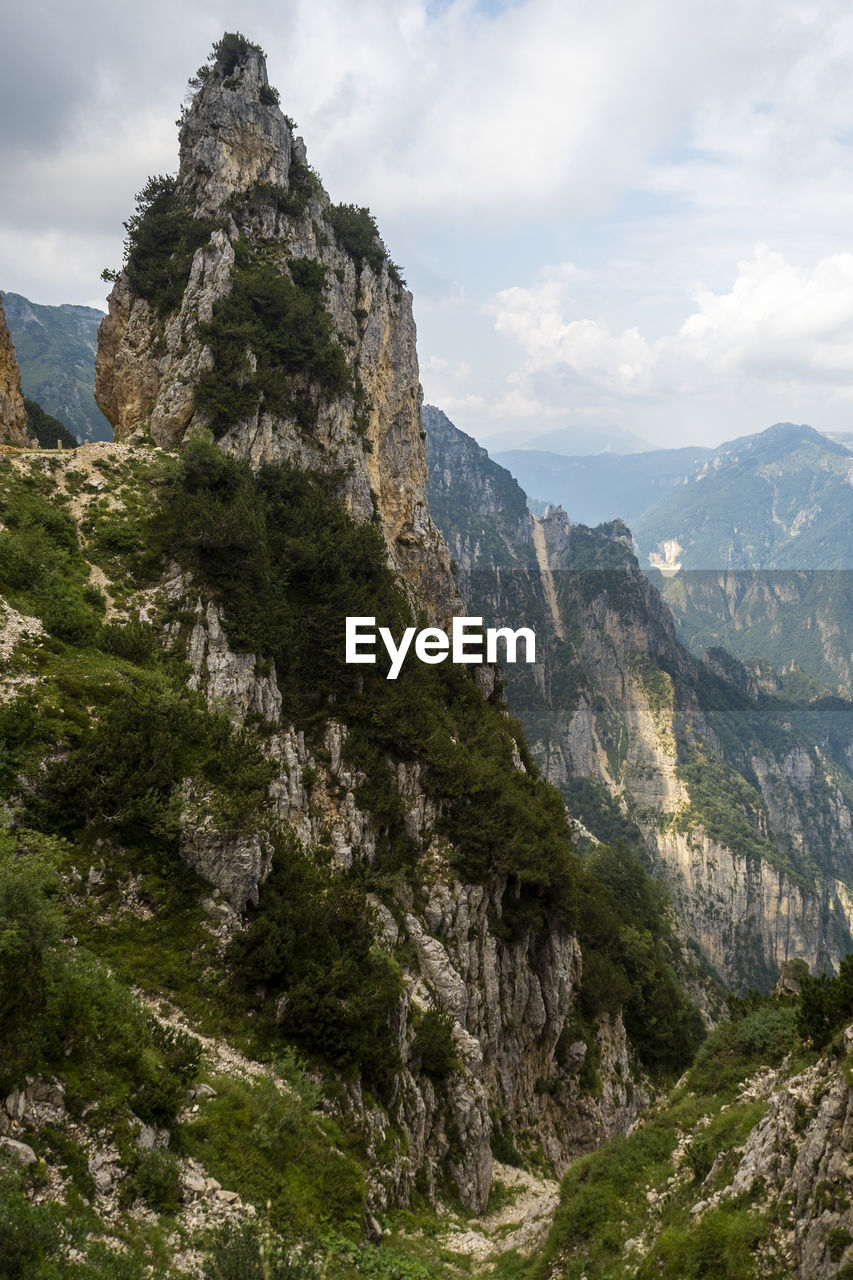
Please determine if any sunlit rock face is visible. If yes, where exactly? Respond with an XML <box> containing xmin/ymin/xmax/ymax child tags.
<box><xmin>0</xmin><ymin>295</ymin><xmax>28</xmax><ymax>446</ymax></box>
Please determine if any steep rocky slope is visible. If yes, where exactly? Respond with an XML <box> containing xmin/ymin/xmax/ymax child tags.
<box><xmin>425</xmin><ymin>406</ymin><xmax>853</xmax><ymax>991</ymax></box>
<box><xmin>524</xmin><ymin>978</ymin><xmax>853</xmax><ymax>1280</ymax></box>
<box><xmin>0</xmin><ymin>294</ymin><xmax>27</xmax><ymax>447</ymax></box>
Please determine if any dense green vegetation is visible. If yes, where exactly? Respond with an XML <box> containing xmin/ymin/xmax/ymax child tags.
<box><xmin>798</xmin><ymin>953</ymin><xmax>853</xmax><ymax>1046</ymax></box>
<box><xmin>561</xmin><ymin>777</ymin><xmax>645</xmax><ymax>850</ymax></box>
<box><xmin>195</xmin><ymin>244</ymin><xmax>352</xmax><ymax>436</ymax></box>
<box><xmin>105</xmin><ymin>174</ymin><xmax>216</xmax><ymax>318</ymax></box>
<box><xmin>574</xmin><ymin>843</ymin><xmax>704</xmax><ymax>1073</ymax></box>
<box><xmin>0</xmin><ymin>831</ymin><xmax>200</xmax><ymax>1118</ymax></box>
<box><xmin>330</xmin><ymin>204</ymin><xmax>404</xmax><ymax>286</ymax></box>
<box><xmin>676</xmin><ymin>751</ymin><xmax>787</xmax><ymax>872</ymax></box>
<box><xmin>0</xmin><ymin>465</ymin><xmax>114</xmax><ymax>649</ymax></box>
<box><xmin>228</xmin><ymin>833</ymin><xmax>404</xmax><ymax>1092</ymax></box>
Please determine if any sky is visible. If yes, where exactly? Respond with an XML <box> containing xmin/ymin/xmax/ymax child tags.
<box><xmin>4</xmin><ymin>0</ymin><xmax>853</xmax><ymax>450</ymax></box>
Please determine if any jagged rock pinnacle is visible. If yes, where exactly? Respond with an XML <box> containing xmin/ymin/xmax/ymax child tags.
<box><xmin>95</xmin><ymin>32</ymin><xmax>461</xmax><ymax>624</ymax></box>
<box><xmin>177</xmin><ymin>37</ymin><xmax>294</xmax><ymax>216</ymax></box>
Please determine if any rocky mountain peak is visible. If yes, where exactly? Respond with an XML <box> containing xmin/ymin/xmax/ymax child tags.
<box><xmin>178</xmin><ymin>34</ymin><xmax>295</xmax><ymax>217</ymax></box>
<box><xmin>95</xmin><ymin>32</ymin><xmax>459</xmax><ymax>622</ymax></box>
<box><xmin>0</xmin><ymin>293</ymin><xmax>28</xmax><ymax>447</ymax></box>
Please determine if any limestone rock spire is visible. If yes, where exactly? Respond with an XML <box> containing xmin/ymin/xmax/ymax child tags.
<box><xmin>95</xmin><ymin>31</ymin><xmax>460</xmax><ymax>624</ymax></box>
<box><xmin>177</xmin><ymin>34</ymin><xmax>294</xmax><ymax>217</ymax></box>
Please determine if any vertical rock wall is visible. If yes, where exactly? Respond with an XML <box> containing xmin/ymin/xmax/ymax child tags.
<box><xmin>0</xmin><ymin>294</ymin><xmax>28</xmax><ymax>446</ymax></box>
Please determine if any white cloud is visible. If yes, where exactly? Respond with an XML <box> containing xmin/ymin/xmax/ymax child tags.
<box><xmin>281</xmin><ymin>0</ymin><xmax>778</xmax><ymax>217</ymax></box>
<box><xmin>7</xmin><ymin>2</ymin><xmax>853</xmax><ymax>444</ymax></box>
<box><xmin>488</xmin><ymin>246</ymin><xmax>853</xmax><ymax>418</ymax></box>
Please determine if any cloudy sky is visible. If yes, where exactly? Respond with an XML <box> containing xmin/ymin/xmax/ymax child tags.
<box><xmin>4</xmin><ymin>0</ymin><xmax>853</xmax><ymax>449</ymax></box>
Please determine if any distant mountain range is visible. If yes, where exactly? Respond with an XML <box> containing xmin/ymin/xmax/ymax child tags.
<box><xmin>494</xmin><ymin>444</ymin><xmax>712</xmax><ymax>525</ymax></box>
<box><xmin>481</xmin><ymin>421</ymin><xmax>655</xmax><ymax>455</ymax></box>
<box><xmin>632</xmin><ymin>423</ymin><xmax>853</xmax><ymax>692</ymax></box>
<box><xmin>634</xmin><ymin>423</ymin><xmax>853</xmax><ymax>571</ymax></box>
<box><xmin>1</xmin><ymin>291</ymin><xmax>111</xmax><ymax>442</ymax></box>
<box><xmin>483</xmin><ymin>415</ymin><xmax>853</xmax><ymax>695</ymax></box>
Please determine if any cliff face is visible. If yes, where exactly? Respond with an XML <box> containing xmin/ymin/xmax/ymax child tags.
<box><xmin>0</xmin><ymin>294</ymin><xmax>28</xmax><ymax>447</ymax></box>
<box><xmin>425</xmin><ymin>406</ymin><xmax>853</xmax><ymax>991</ymax></box>
<box><xmin>175</xmin><ymin>566</ymin><xmax>648</xmax><ymax>1209</ymax></box>
<box><xmin>95</xmin><ymin>40</ymin><xmax>455</xmax><ymax>623</ymax></box>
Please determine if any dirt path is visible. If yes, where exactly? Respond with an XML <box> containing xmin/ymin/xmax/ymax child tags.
<box><xmin>441</xmin><ymin>1161</ymin><xmax>560</xmax><ymax>1268</ymax></box>
<box><xmin>531</xmin><ymin>515</ymin><xmax>565</xmax><ymax>640</ymax></box>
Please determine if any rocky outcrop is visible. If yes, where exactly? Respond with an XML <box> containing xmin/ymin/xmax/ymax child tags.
<box><xmin>690</xmin><ymin>1025</ymin><xmax>853</xmax><ymax>1279</ymax></box>
<box><xmin>0</xmin><ymin>294</ymin><xmax>28</xmax><ymax>446</ymax></box>
<box><xmin>95</xmin><ymin>42</ymin><xmax>457</xmax><ymax>624</ymax></box>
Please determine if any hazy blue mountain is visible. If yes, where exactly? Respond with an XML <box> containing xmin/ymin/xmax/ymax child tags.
<box><xmin>494</xmin><ymin>444</ymin><xmax>712</xmax><ymax>525</ymax></box>
<box><xmin>2</xmin><ymin>290</ymin><xmax>112</xmax><ymax>441</ymax></box>
<box><xmin>480</xmin><ymin>421</ymin><xmax>655</xmax><ymax>455</ymax></box>
<box><xmin>634</xmin><ymin>423</ymin><xmax>853</xmax><ymax>571</ymax></box>
<box><xmin>632</xmin><ymin>423</ymin><xmax>853</xmax><ymax>691</ymax></box>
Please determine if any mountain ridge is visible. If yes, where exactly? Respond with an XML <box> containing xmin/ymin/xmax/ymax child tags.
<box><xmin>1</xmin><ymin>290</ymin><xmax>110</xmax><ymax>442</ymax></box>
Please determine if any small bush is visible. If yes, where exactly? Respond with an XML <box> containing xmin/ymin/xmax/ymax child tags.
<box><xmin>799</xmin><ymin>954</ymin><xmax>853</xmax><ymax>1046</ymax></box>
<box><xmin>735</xmin><ymin>1004</ymin><xmax>798</xmax><ymax>1062</ymax></box>
<box><xmin>330</xmin><ymin>203</ymin><xmax>405</xmax><ymax>284</ymax></box>
<box><xmin>98</xmin><ymin>619</ymin><xmax>159</xmax><ymax>663</ymax></box>
<box><xmin>41</xmin><ymin>590</ymin><xmax>100</xmax><ymax>645</ymax></box>
<box><xmin>828</xmin><ymin>1227</ymin><xmax>853</xmax><ymax>1262</ymax></box>
<box><xmin>639</xmin><ymin>1203</ymin><xmax>766</xmax><ymax>1279</ymax></box>
<box><xmin>126</xmin><ymin>1147</ymin><xmax>181</xmax><ymax>1213</ymax></box>
<box><xmin>413</xmin><ymin>1008</ymin><xmax>460</xmax><ymax>1080</ymax></box>
<box><xmin>211</xmin><ymin>31</ymin><xmax>264</xmax><ymax>76</ymax></box>
<box><xmin>0</xmin><ymin>1172</ymin><xmax>64</xmax><ymax>1280</ymax></box>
